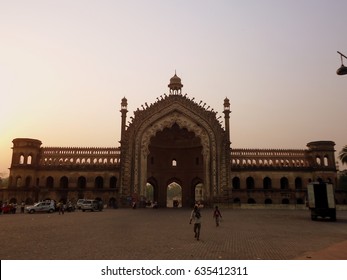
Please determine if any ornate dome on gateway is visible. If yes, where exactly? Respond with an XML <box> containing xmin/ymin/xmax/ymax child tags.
<box><xmin>168</xmin><ymin>72</ymin><xmax>183</xmax><ymax>94</ymax></box>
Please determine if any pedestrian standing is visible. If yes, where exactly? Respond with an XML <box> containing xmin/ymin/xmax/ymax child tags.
<box><xmin>189</xmin><ymin>205</ymin><xmax>202</xmax><ymax>241</ymax></box>
<box><xmin>58</xmin><ymin>202</ymin><xmax>63</xmax><ymax>215</ymax></box>
<box><xmin>20</xmin><ymin>201</ymin><xmax>25</xmax><ymax>213</ymax></box>
<box><xmin>213</xmin><ymin>205</ymin><xmax>222</xmax><ymax>227</ymax></box>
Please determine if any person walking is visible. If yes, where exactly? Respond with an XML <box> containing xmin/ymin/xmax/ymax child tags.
<box><xmin>213</xmin><ymin>205</ymin><xmax>222</xmax><ymax>227</ymax></box>
<box><xmin>189</xmin><ymin>205</ymin><xmax>202</xmax><ymax>241</ymax></box>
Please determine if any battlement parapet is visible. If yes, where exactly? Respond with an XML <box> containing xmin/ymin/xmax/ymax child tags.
<box><xmin>231</xmin><ymin>148</ymin><xmax>309</xmax><ymax>169</ymax></box>
<box><xmin>39</xmin><ymin>147</ymin><xmax>121</xmax><ymax>167</ymax></box>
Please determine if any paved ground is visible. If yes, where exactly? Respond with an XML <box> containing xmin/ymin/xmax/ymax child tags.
<box><xmin>0</xmin><ymin>207</ymin><xmax>347</xmax><ymax>260</ymax></box>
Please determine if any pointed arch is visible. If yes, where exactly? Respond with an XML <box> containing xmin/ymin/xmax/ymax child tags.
<box><xmin>120</xmin><ymin>94</ymin><xmax>230</xmax><ymax>206</ymax></box>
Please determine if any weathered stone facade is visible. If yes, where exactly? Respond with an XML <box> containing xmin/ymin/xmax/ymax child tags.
<box><xmin>230</xmin><ymin>141</ymin><xmax>338</xmax><ymax>205</ymax></box>
<box><xmin>5</xmin><ymin>138</ymin><xmax>120</xmax><ymax>206</ymax></box>
<box><xmin>1</xmin><ymin>74</ymin><xmax>342</xmax><ymax>207</ymax></box>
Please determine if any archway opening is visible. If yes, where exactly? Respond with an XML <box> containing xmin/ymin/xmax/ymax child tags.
<box><xmin>167</xmin><ymin>182</ymin><xmax>182</xmax><ymax>208</ymax></box>
<box><xmin>194</xmin><ymin>183</ymin><xmax>204</xmax><ymax>203</ymax></box>
<box><xmin>147</xmin><ymin>122</ymin><xmax>204</xmax><ymax>208</ymax></box>
<box><xmin>146</xmin><ymin>182</ymin><xmax>155</xmax><ymax>206</ymax></box>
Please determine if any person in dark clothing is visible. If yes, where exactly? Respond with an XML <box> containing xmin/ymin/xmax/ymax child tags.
<box><xmin>213</xmin><ymin>205</ymin><xmax>222</xmax><ymax>227</ymax></box>
<box><xmin>189</xmin><ymin>205</ymin><xmax>202</xmax><ymax>240</ymax></box>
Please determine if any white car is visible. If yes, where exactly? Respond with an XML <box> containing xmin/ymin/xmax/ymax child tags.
<box><xmin>81</xmin><ymin>200</ymin><xmax>103</xmax><ymax>212</ymax></box>
<box><xmin>26</xmin><ymin>201</ymin><xmax>55</xmax><ymax>214</ymax></box>
<box><xmin>76</xmin><ymin>199</ymin><xmax>86</xmax><ymax>210</ymax></box>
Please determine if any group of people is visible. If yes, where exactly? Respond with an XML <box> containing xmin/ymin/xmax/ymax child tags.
<box><xmin>189</xmin><ymin>202</ymin><xmax>222</xmax><ymax>241</ymax></box>
<box><xmin>0</xmin><ymin>201</ymin><xmax>27</xmax><ymax>214</ymax></box>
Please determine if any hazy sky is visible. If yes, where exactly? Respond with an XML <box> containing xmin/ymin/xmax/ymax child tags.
<box><xmin>1</xmin><ymin>0</ymin><xmax>347</xmax><ymax>177</ymax></box>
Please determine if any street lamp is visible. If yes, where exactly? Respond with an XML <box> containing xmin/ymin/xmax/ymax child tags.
<box><xmin>337</xmin><ymin>51</ymin><xmax>347</xmax><ymax>75</ymax></box>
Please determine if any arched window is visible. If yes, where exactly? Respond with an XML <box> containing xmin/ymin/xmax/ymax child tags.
<box><xmin>324</xmin><ymin>155</ymin><xmax>329</xmax><ymax>166</ymax></box>
<box><xmin>264</xmin><ymin>198</ymin><xmax>272</xmax><ymax>204</ymax></box>
<box><xmin>19</xmin><ymin>154</ymin><xmax>25</xmax><ymax>164</ymax></box>
<box><xmin>172</xmin><ymin>159</ymin><xmax>177</xmax><ymax>167</ymax></box>
<box><xmin>27</xmin><ymin>155</ymin><xmax>32</xmax><ymax>164</ymax></box>
<box><xmin>95</xmin><ymin>176</ymin><xmax>104</xmax><ymax>188</ymax></box>
<box><xmin>295</xmin><ymin>177</ymin><xmax>302</xmax><ymax>189</ymax></box>
<box><xmin>232</xmin><ymin>177</ymin><xmax>240</xmax><ymax>189</ymax></box>
<box><xmin>280</xmin><ymin>177</ymin><xmax>289</xmax><ymax>189</ymax></box>
<box><xmin>263</xmin><ymin>177</ymin><xmax>272</xmax><ymax>189</ymax></box>
<box><xmin>16</xmin><ymin>176</ymin><xmax>22</xmax><ymax>187</ymax></box>
<box><xmin>246</xmin><ymin>177</ymin><xmax>255</xmax><ymax>189</ymax></box>
<box><xmin>316</xmin><ymin>156</ymin><xmax>321</xmax><ymax>165</ymax></box>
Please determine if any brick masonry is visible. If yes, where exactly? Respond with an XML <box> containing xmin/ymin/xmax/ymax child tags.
<box><xmin>0</xmin><ymin>208</ymin><xmax>347</xmax><ymax>260</ymax></box>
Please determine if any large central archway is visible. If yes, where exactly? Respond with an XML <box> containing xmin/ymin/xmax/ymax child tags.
<box><xmin>146</xmin><ymin>123</ymin><xmax>204</xmax><ymax>207</ymax></box>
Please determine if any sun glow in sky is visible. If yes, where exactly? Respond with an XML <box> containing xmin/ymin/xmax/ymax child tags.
<box><xmin>1</xmin><ymin>0</ymin><xmax>347</xmax><ymax>177</ymax></box>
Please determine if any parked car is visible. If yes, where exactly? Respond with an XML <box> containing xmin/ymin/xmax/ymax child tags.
<box><xmin>81</xmin><ymin>199</ymin><xmax>103</xmax><ymax>212</ymax></box>
<box><xmin>26</xmin><ymin>201</ymin><xmax>55</xmax><ymax>214</ymax></box>
<box><xmin>76</xmin><ymin>199</ymin><xmax>86</xmax><ymax>210</ymax></box>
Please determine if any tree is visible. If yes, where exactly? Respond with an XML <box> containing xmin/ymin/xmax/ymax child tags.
<box><xmin>0</xmin><ymin>176</ymin><xmax>9</xmax><ymax>188</ymax></box>
<box><xmin>339</xmin><ymin>145</ymin><xmax>347</xmax><ymax>165</ymax></box>
<box><xmin>338</xmin><ymin>174</ymin><xmax>347</xmax><ymax>190</ymax></box>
